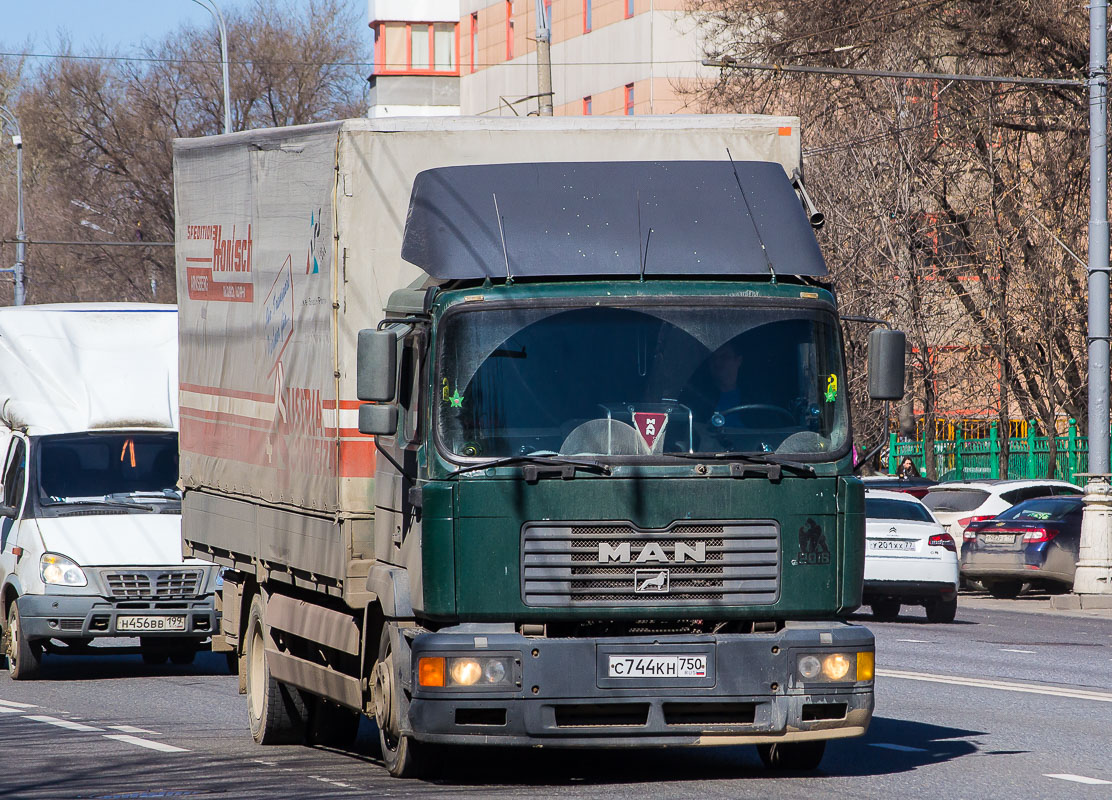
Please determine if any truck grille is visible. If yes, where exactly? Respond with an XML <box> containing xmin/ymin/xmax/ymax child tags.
<box><xmin>522</xmin><ymin>522</ymin><xmax>780</xmax><ymax>607</ymax></box>
<box><xmin>103</xmin><ymin>570</ymin><xmax>203</xmax><ymax>600</ymax></box>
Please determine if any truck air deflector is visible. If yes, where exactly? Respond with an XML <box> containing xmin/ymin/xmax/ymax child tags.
<box><xmin>400</xmin><ymin>161</ymin><xmax>828</xmax><ymax>279</ymax></box>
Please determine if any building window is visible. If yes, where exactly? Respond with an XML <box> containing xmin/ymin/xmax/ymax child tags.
<box><xmin>374</xmin><ymin>21</ymin><xmax>458</xmax><ymax>75</ymax></box>
<box><xmin>583</xmin><ymin>96</ymin><xmax>592</xmax><ymax>115</ymax></box>
<box><xmin>583</xmin><ymin>0</ymin><xmax>592</xmax><ymax>33</ymax></box>
<box><xmin>506</xmin><ymin>1</ymin><xmax>514</xmax><ymax>60</ymax></box>
<box><xmin>626</xmin><ymin>0</ymin><xmax>634</xmax><ymax>18</ymax></box>
<box><xmin>625</xmin><ymin>83</ymin><xmax>634</xmax><ymax>115</ymax></box>
<box><xmin>470</xmin><ymin>12</ymin><xmax>478</xmax><ymax>73</ymax></box>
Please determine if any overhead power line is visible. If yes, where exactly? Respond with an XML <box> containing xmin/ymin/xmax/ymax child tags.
<box><xmin>703</xmin><ymin>59</ymin><xmax>1086</xmax><ymax>89</ymax></box>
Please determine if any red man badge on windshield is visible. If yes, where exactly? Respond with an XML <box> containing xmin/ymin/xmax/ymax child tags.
<box><xmin>632</xmin><ymin>412</ymin><xmax>668</xmax><ymax>451</ymax></box>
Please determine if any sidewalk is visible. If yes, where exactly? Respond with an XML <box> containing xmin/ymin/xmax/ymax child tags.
<box><xmin>960</xmin><ymin>591</ymin><xmax>1112</xmax><ymax>620</ymax></box>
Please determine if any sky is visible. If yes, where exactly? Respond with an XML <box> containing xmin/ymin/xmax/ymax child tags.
<box><xmin>3</xmin><ymin>1</ymin><xmax>368</xmax><ymax>55</ymax></box>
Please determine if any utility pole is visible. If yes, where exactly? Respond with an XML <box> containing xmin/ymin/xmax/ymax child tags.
<box><xmin>190</xmin><ymin>0</ymin><xmax>232</xmax><ymax>134</ymax></box>
<box><xmin>1074</xmin><ymin>0</ymin><xmax>1112</xmax><ymax>601</ymax></box>
<box><xmin>535</xmin><ymin>0</ymin><xmax>553</xmax><ymax>116</ymax></box>
<box><xmin>0</xmin><ymin>106</ymin><xmax>26</xmax><ymax>306</ymax></box>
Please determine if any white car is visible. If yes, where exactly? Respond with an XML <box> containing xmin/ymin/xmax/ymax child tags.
<box><xmin>863</xmin><ymin>489</ymin><xmax>960</xmax><ymax>623</ymax></box>
<box><xmin>921</xmin><ymin>479</ymin><xmax>1083</xmax><ymax>555</ymax></box>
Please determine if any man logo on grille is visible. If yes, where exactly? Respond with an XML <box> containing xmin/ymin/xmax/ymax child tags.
<box><xmin>634</xmin><ymin>569</ymin><xmax>670</xmax><ymax>593</ymax></box>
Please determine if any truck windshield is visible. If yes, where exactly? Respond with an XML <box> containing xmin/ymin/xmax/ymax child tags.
<box><xmin>437</xmin><ymin>301</ymin><xmax>848</xmax><ymax>461</ymax></box>
<box><xmin>37</xmin><ymin>432</ymin><xmax>179</xmax><ymax>501</ymax></box>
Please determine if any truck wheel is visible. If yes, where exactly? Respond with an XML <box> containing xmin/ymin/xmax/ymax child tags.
<box><xmin>757</xmin><ymin>740</ymin><xmax>826</xmax><ymax>771</ymax></box>
<box><xmin>870</xmin><ymin>597</ymin><xmax>901</xmax><ymax>622</ymax></box>
<box><xmin>5</xmin><ymin>601</ymin><xmax>42</xmax><ymax>680</ymax></box>
<box><xmin>245</xmin><ymin>593</ymin><xmax>306</xmax><ymax>744</ymax></box>
<box><xmin>372</xmin><ymin>625</ymin><xmax>423</xmax><ymax>778</ymax></box>
<box><xmin>924</xmin><ymin>596</ymin><xmax>957</xmax><ymax>624</ymax></box>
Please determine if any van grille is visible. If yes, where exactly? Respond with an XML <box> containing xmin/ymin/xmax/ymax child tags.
<box><xmin>103</xmin><ymin>570</ymin><xmax>203</xmax><ymax>600</ymax></box>
<box><xmin>522</xmin><ymin>522</ymin><xmax>780</xmax><ymax>607</ymax></box>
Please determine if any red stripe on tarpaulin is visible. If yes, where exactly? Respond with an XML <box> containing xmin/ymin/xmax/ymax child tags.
<box><xmin>181</xmin><ymin>406</ymin><xmax>271</xmax><ymax>429</ymax></box>
<box><xmin>180</xmin><ymin>382</ymin><xmax>275</xmax><ymax>403</ymax></box>
<box><xmin>322</xmin><ymin>399</ymin><xmax>362</xmax><ymax>410</ymax></box>
<box><xmin>339</xmin><ymin>439</ymin><xmax>377</xmax><ymax>478</ymax></box>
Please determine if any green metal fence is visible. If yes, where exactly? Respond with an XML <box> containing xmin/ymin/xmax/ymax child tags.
<box><xmin>888</xmin><ymin>419</ymin><xmax>1089</xmax><ymax>484</ymax></box>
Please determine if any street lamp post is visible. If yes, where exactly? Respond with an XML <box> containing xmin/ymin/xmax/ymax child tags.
<box><xmin>0</xmin><ymin>105</ymin><xmax>26</xmax><ymax>306</ymax></box>
<box><xmin>190</xmin><ymin>0</ymin><xmax>232</xmax><ymax>135</ymax></box>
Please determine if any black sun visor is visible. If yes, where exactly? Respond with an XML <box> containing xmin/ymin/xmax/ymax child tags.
<box><xmin>399</xmin><ymin>160</ymin><xmax>827</xmax><ymax>280</ymax></box>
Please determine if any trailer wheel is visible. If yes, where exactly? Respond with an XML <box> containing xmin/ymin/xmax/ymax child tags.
<box><xmin>372</xmin><ymin>625</ymin><xmax>423</xmax><ymax>778</ymax></box>
<box><xmin>245</xmin><ymin>593</ymin><xmax>306</xmax><ymax>744</ymax></box>
<box><xmin>757</xmin><ymin>740</ymin><xmax>826</xmax><ymax>771</ymax></box>
<box><xmin>5</xmin><ymin>601</ymin><xmax>42</xmax><ymax>680</ymax></box>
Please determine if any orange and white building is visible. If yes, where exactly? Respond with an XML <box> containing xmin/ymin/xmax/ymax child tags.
<box><xmin>459</xmin><ymin>0</ymin><xmax>715</xmax><ymax>116</ymax></box>
<box><xmin>368</xmin><ymin>0</ymin><xmax>461</xmax><ymax>117</ymax></box>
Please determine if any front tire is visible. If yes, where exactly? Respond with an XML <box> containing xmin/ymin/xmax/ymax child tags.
<box><xmin>757</xmin><ymin>740</ymin><xmax>826</xmax><ymax>770</ymax></box>
<box><xmin>245</xmin><ymin>593</ymin><xmax>306</xmax><ymax>744</ymax></box>
<box><xmin>5</xmin><ymin>601</ymin><xmax>42</xmax><ymax>680</ymax></box>
<box><xmin>373</xmin><ymin>625</ymin><xmax>424</xmax><ymax>778</ymax></box>
<box><xmin>925</xmin><ymin>596</ymin><xmax>957</xmax><ymax>624</ymax></box>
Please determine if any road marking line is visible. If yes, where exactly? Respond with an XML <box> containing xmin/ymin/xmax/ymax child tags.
<box><xmin>0</xmin><ymin>699</ymin><xmax>37</xmax><ymax>709</ymax></box>
<box><xmin>896</xmin><ymin>639</ymin><xmax>930</xmax><ymax>643</ymax></box>
<box><xmin>878</xmin><ymin>669</ymin><xmax>1112</xmax><ymax>703</ymax></box>
<box><xmin>308</xmin><ymin>776</ymin><xmax>353</xmax><ymax>788</ymax></box>
<box><xmin>1000</xmin><ymin>649</ymin><xmax>1036</xmax><ymax>654</ymax></box>
<box><xmin>1045</xmin><ymin>774</ymin><xmax>1112</xmax><ymax>785</ymax></box>
<box><xmin>23</xmin><ymin>715</ymin><xmax>103</xmax><ymax>732</ymax></box>
<box><xmin>103</xmin><ymin>734</ymin><xmax>188</xmax><ymax>753</ymax></box>
<box><xmin>0</xmin><ymin>707</ymin><xmax>27</xmax><ymax>714</ymax></box>
<box><xmin>106</xmin><ymin>725</ymin><xmax>161</xmax><ymax>735</ymax></box>
<box><xmin>869</xmin><ymin>742</ymin><xmax>929</xmax><ymax>753</ymax></box>
<box><xmin>253</xmin><ymin>759</ymin><xmax>278</xmax><ymax>766</ymax></box>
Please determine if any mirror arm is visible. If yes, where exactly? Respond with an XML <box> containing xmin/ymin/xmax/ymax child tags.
<box><xmin>373</xmin><ymin>438</ymin><xmax>417</xmax><ymax>484</ymax></box>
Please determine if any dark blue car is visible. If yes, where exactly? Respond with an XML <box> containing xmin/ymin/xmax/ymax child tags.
<box><xmin>960</xmin><ymin>496</ymin><xmax>1085</xmax><ymax>598</ymax></box>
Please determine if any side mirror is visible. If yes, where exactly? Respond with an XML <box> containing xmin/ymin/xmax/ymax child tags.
<box><xmin>358</xmin><ymin>404</ymin><xmax>399</xmax><ymax>436</ymax></box>
<box><xmin>867</xmin><ymin>329</ymin><xmax>906</xmax><ymax>400</ymax></box>
<box><xmin>357</xmin><ymin>329</ymin><xmax>399</xmax><ymax>403</ymax></box>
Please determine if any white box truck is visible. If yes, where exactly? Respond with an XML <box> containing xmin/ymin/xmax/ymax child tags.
<box><xmin>0</xmin><ymin>303</ymin><xmax>219</xmax><ymax>678</ymax></box>
<box><xmin>175</xmin><ymin>117</ymin><xmax>904</xmax><ymax>776</ymax></box>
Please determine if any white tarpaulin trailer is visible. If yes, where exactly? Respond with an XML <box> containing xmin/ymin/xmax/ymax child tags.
<box><xmin>172</xmin><ymin>115</ymin><xmax>803</xmax><ymax>517</ymax></box>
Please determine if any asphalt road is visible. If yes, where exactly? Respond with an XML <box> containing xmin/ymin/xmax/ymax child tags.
<box><xmin>2</xmin><ymin>597</ymin><xmax>1110</xmax><ymax>799</ymax></box>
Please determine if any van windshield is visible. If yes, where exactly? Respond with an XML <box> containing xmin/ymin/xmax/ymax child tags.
<box><xmin>37</xmin><ymin>432</ymin><xmax>179</xmax><ymax>502</ymax></box>
<box><xmin>437</xmin><ymin>301</ymin><xmax>849</xmax><ymax>461</ymax></box>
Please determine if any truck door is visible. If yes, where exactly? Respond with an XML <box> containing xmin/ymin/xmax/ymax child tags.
<box><xmin>0</xmin><ymin>435</ymin><xmax>29</xmax><ymax>591</ymax></box>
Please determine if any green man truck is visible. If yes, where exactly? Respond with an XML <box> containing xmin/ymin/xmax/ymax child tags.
<box><xmin>173</xmin><ymin>116</ymin><xmax>904</xmax><ymax>777</ymax></box>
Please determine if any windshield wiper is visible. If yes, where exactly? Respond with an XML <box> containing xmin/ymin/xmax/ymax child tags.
<box><xmin>446</xmin><ymin>454</ymin><xmax>612</xmax><ymax>480</ymax></box>
<box><xmin>43</xmin><ymin>496</ymin><xmax>157</xmax><ymax>511</ymax></box>
<box><xmin>666</xmin><ymin>450</ymin><xmax>816</xmax><ymax>476</ymax></box>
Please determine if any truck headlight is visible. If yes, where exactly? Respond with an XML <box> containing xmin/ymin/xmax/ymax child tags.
<box><xmin>418</xmin><ymin>655</ymin><xmax>515</xmax><ymax>688</ymax></box>
<box><xmin>795</xmin><ymin>651</ymin><xmax>873</xmax><ymax>683</ymax></box>
<box><xmin>40</xmin><ymin>553</ymin><xmax>88</xmax><ymax>587</ymax></box>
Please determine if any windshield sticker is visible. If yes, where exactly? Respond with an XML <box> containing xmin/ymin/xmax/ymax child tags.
<box><xmin>449</xmin><ymin>389</ymin><xmax>465</xmax><ymax>408</ymax></box>
<box><xmin>1019</xmin><ymin>511</ymin><xmax>1052</xmax><ymax>520</ymax></box>
<box><xmin>632</xmin><ymin>412</ymin><xmax>668</xmax><ymax>451</ymax></box>
<box><xmin>824</xmin><ymin>374</ymin><xmax>838</xmax><ymax>403</ymax></box>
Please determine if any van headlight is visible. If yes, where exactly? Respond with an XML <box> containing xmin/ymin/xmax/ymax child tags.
<box><xmin>40</xmin><ymin>553</ymin><xmax>88</xmax><ymax>587</ymax></box>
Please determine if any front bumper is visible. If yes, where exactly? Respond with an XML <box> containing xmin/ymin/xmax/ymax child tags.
<box><xmin>405</xmin><ymin>622</ymin><xmax>874</xmax><ymax>747</ymax></box>
<box><xmin>16</xmin><ymin>593</ymin><xmax>216</xmax><ymax>641</ymax></box>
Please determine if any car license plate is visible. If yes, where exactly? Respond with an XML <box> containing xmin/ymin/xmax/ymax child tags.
<box><xmin>116</xmin><ymin>615</ymin><xmax>186</xmax><ymax>632</ymax></box>
<box><xmin>608</xmin><ymin>655</ymin><xmax>708</xmax><ymax>679</ymax></box>
<box><xmin>869</xmin><ymin>540</ymin><xmax>915</xmax><ymax>551</ymax></box>
<box><xmin>982</xmin><ymin>533</ymin><xmax>1016</xmax><ymax>545</ymax></box>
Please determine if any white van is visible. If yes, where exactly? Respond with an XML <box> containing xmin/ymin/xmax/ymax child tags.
<box><xmin>0</xmin><ymin>304</ymin><xmax>218</xmax><ymax>679</ymax></box>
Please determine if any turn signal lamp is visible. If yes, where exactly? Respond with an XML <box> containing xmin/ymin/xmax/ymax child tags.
<box><xmin>418</xmin><ymin>657</ymin><xmax>446</xmax><ymax>687</ymax></box>
<box><xmin>856</xmin><ymin>651</ymin><xmax>875</xmax><ymax>681</ymax></box>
